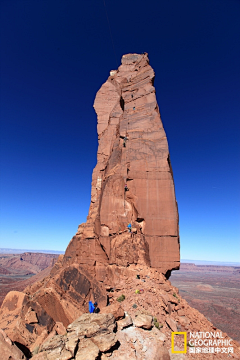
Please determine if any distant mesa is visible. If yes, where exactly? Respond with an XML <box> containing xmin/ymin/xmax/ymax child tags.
<box><xmin>196</xmin><ymin>284</ymin><xmax>214</xmax><ymax>292</ymax></box>
<box><xmin>0</xmin><ymin>248</ymin><xmax>64</xmax><ymax>254</ymax></box>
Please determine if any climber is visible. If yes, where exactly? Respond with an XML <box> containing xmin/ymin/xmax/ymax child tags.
<box><xmin>127</xmin><ymin>223</ymin><xmax>132</xmax><ymax>233</ymax></box>
<box><xmin>94</xmin><ymin>302</ymin><xmax>100</xmax><ymax>313</ymax></box>
<box><xmin>88</xmin><ymin>301</ymin><xmax>95</xmax><ymax>313</ymax></box>
<box><xmin>125</xmin><ymin>184</ymin><xmax>129</xmax><ymax>191</ymax></box>
<box><xmin>123</xmin><ymin>136</ymin><xmax>128</xmax><ymax>147</ymax></box>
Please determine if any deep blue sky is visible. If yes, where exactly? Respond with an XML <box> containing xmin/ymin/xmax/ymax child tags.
<box><xmin>1</xmin><ymin>0</ymin><xmax>239</xmax><ymax>261</ymax></box>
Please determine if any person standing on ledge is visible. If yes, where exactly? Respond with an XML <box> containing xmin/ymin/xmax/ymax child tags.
<box><xmin>127</xmin><ymin>223</ymin><xmax>132</xmax><ymax>233</ymax></box>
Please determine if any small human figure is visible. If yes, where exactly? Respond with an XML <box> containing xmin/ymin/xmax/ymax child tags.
<box><xmin>94</xmin><ymin>302</ymin><xmax>100</xmax><ymax>313</ymax></box>
<box><xmin>125</xmin><ymin>184</ymin><xmax>129</xmax><ymax>191</ymax></box>
<box><xmin>123</xmin><ymin>136</ymin><xmax>128</xmax><ymax>147</ymax></box>
<box><xmin>127</xmin><ymin>223</ymin><xmax>132</xmax><ymax>233</ymax></box>
<box><xmin>88</xmin><ymin>301</ymin><xmax>95</xmax><ymax>313</ymax></box>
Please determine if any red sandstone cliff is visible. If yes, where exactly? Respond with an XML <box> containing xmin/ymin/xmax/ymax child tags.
<box><xmin>65</xmin><ymin>52</ymin><xmax>180</xmax><ymax>277</ymax></box>
<box><xmin>0</xmin><ymin>52</ymin><xmax>180</xmax><ymax>350</ymax></box>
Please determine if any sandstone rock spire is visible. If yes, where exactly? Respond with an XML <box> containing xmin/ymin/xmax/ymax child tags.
<box><xmin>66</xmin><ymin>52</ymin><xmax>180</xmax><ymax>277</ymax></box>
<box><xmin>0</xmin><ymin>54</ymin><xmax>181</xmax><ymax>350</ymax></box>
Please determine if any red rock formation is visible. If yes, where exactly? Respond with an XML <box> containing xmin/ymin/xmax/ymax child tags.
<box><xmin>0</xmin><ymin>328</ymin><xmax>27</xmax><ymax>360</ymax></box>
<box><xmin>0</xmin><ymin>53</ymin><xmax>181</xmax><ymax>352</ymax></box>
<box><xmin>1</xmin><ymin>53</ymin><xmax>239</xmax><ymax>359</ymax></box>
<box><xmin>65</xmin><ymin>52</ymin><xmax>179</xmax><ymax>278</ymax></box>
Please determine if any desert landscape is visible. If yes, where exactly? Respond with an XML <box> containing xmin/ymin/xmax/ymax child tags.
<box><xmin>0</xmin><ymin>252</ymin><xmax>59</xmax><ymax>306</ymax></box>
<box><xmin>0</xmin><ymin>53</ymin><xmax>239</xmax><ymax>359</ymax></box>
<box><xmin>170</xmin><ymin>263</ymin><xmax>240</xmax><ymax>343</ymax></box>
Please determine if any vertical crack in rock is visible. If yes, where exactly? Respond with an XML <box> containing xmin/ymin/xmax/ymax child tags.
<box><xmin>68</xmin><ymin>52</ymin><xmax>180</xmax><ymax>277</ymax></box>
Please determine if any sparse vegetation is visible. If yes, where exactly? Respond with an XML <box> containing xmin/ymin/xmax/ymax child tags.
<box><xmin>173</xmin><ymin>292</ymin><xmax>180</xmax><ymax>302</ymax></box>
<box><xmin>154</xmin><ymin>321</ymin><xmax>160</xmax><ymax>329</ymax></box>
<box><xmin>153</xmin><ymin>317</ymin><xmax>163</xmax><ymax>330</ymax></box>
<box><xmin>132</xmin><ymin>304</ymin><xmax>138</xmax><ymax>309</ymax></box>
<box><xmin>117</xmin><ymin>294</ymin><xmax>125</xmax><ymax>302</ymax></box>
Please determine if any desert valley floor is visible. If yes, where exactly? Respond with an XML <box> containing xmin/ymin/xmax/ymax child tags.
<box><xmin>170</xmin><ymin>263</ymin><xmax>240</xmax><ymax>343</ymax></box>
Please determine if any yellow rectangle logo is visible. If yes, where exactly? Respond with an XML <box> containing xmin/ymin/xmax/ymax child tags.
<box><xmin>171</xmin><ymin>332</ymin><xmax>187</xmax><ymax>353</ymax></box>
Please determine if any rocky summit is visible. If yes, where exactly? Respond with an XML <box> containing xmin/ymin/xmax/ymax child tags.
<box><xmin>0</xmin><ymin>54</ymin><xmax>239</xmax><ymax>359</ymax></box>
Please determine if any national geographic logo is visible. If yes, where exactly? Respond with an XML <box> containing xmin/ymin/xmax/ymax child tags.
<box><xmin>171</xmin><ymin>331</ymin><xmax>234</xmax><ymax>355</ymax></box>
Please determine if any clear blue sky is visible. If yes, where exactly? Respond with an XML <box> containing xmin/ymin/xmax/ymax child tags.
<box><xmin>0</xmin><ymin>0</ymin><xmax>239</xmax><ymax>261</ymax></box>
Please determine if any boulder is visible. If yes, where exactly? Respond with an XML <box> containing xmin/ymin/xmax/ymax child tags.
<box><xmin>67</xmin><ymin>313</ymin><xmax>115</xmax><ymax>338</ymax></box>
<box><xmin>115</xmin><ymin>326</ymin><xmax>168</xmax><ymax>360</ymax></box>
<box><xmin>75</xmin><ymin>338</ymin><xmax>99</xmax><ymax>360</ymax></box>
<box><xmin>165</xmin><ymin>317</ymin><xmax>178</xmax><ymax>332</ymax></box>
<box><xmin>117</xmin><ymin>313</ymin><xmax>133</xmax><ymax>330</ymax></box>
<box><xmin>25</xmin><ymin>307</ymin><xmax>38</xmax><ymax>324</ymax></box>
<box><xmin>133</xmin><ymin>313</ymin><xmax>153</xmax><ymax>329</ymax></box>
<box><xmin>0</xmin><ymin>328</ymin><xmax>27</xmax><ymax>360</ymax></box>
<box><xmin>100</xmin><ymin>303</ymin><xmax>124</xmax><ymax>320</ymax></box>
<box><xmin>65</xmin><ymin>333</ymin><xmax>80</xmax><ymax>355</ymax></box>
<box><xmin>40</xmin><ymin>334</ymin><xmax>65</xmax><ymax>352</ymax></box>
<box><xmin>92</xmin><ymin>332</ymin><xmax>116</xmax><ymax>352</ymax></box>
<box><xmin>53</xmin><ymin>321</ymin><xmax>66</xmax><ymax>335</ymax></box>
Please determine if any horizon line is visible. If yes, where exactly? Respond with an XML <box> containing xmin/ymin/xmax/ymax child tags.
<box><xmin>0</xmin><ymin>248</ymin><xmax>239</xmax><ymax>265</ymax></box>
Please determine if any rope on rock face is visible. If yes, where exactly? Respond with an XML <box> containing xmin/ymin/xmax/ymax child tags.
<box><xmin>102</xmin><ymin>0</ymin><xmax>118</xmax><ymax>68</ymax></box>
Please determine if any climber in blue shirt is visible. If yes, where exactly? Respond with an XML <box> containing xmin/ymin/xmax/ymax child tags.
<box><xmin>89</xmin><ymin>301</ymin><xmax>98</xmax><ymax>313</ymax></box>
<box><xmin>88</xmin><ymin>301</ymin><xmax>95</xmax><ymax>313</ymax></box>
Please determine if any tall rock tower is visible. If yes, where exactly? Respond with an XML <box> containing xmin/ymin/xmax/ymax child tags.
<box><xmin>65</xmin><ymin>53</ymin><xmax>180</xmax><ymax>277</ymax></box>
<box><xmin>0</xmin><ymin>54</ymin><xmax>181</xmax><ymax>348</ymax></box>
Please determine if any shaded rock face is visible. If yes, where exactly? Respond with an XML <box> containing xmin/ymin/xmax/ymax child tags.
<box><xmin>0</xmin><ymin>265</ymin><xmax>107</xmax><ymax>349</ymax></box>
<box><xmin>65</xmin><ymin>52</ymin><xmax>180</xmax><ymax>276</ymax></box>
<box><xmin>0</xmin><ymin>328</ymin><xmax>27</xmax><ymax>360</ymax></box>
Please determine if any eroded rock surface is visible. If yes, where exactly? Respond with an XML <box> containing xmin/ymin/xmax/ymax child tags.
<box><xmin>0</xmin><ymin>328</ymin><xmax>27</xmax><ymax>360</ymax></box>
<box><xmin>64</xmin><ymin>52</ymin><xmax>180</xmax><ymax>277</ymax></box>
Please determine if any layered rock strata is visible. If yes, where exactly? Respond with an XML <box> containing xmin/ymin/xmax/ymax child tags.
<box><xmin>65</xmin><ymin>52</ymin><xmax>180</xmax><ymax>278</ymax></box>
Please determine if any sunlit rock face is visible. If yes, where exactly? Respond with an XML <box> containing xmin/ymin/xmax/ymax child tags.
<box><xmin>0</xmin><ymin>54</ymin><xmax>180</xmax><ymax>350</ymax></box>
<box><xmin>66</xmin><ymin>52</ymin><xmax>180</xmax><ymax>277</ymax></box>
